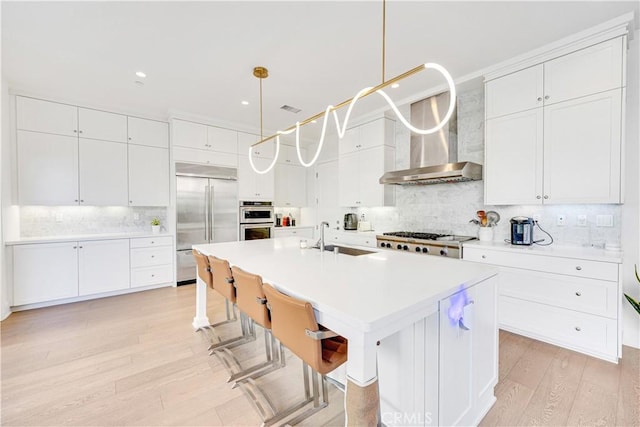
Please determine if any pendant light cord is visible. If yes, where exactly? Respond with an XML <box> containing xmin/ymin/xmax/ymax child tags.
<box><xmin>259</xmin><ymin>75</ymin><xmax>264</xmax><ymax>140</ymax></box>
<box><xmin>382</xmin><ymin>0</ymin><xmax>386</xmax><ymax>84</ymax></box>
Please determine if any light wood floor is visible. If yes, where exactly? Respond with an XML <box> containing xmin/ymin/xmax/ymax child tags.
<box><xmin>1</xmin><ymin>285</ymin><xmax>638</xmax><ymax>426</ymax></box>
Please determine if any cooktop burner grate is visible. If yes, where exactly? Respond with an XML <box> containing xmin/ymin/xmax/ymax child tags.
<box><xmin>382</xmin><ymin>231</ymin><xmax>448</xmax><ymax>240</ymax></box>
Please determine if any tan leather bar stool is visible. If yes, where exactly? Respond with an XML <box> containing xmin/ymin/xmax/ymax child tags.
<box><xmin>218</xmin><ymin>266</ymin><xmax>284</xmax><ymax>384</ymax></box>
<box><xmin>192</xmin><ymin>250</ymin><xmax>254</xmax><ymax>350</ymax></box>
<box><xmin>258</xmin><ymin>283</ymin><xmax>348</xmax><ymax>426</ymax></box>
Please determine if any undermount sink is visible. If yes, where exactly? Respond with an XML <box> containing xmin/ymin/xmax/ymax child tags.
<box><xmin>319</xmin><ymin>245</ymin><xmax>376</xmax><ymax>256</ymax></box>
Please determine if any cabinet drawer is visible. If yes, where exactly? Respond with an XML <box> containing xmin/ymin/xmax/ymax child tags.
<box><xmin>499</xmin><ymin>267</ymin><xmax>617</xmax><ymax>318</ymax></box>
<box><xmin>463</xmin><ymin>247</ymin><xmax>618</xmax><ymax>281</ymax></box>
<box><xmin>130</xmin><ymin>236</ymin><xmax>172</xmax><ymax>248</ymax></box>
<box><xmin>273</xmin><ymin>228</ymin><xmax>314</xmax><ymax>238</ymax></box>
<box><xmin>173</xmin><ymin>146</ymin><xmax>237</xmax><ymax>167</ymax></box>
<box><xmin>500</xmin><ymin>296</ymin><xmax>617</xmax><ymax>361</ymax></box>
<box><xmin>131</xmin><ymin>247</ymin><xmax>172</xmax><ymax>268</ymax></box>
<box><xmin>131</xmin><ymin>265</ymin><xmax>173</xmax><ymax>288</ymax></box>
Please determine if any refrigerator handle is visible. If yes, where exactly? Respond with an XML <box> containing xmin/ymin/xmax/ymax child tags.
<box><xmin>209</xmin><ymin>185</ymin><xmax>215</xmax><ymax>241</ymax></box>
<box><xmin>204</xmin><ymin>184</ymin><xmax>210</xmax><ymax>242</ymax></box>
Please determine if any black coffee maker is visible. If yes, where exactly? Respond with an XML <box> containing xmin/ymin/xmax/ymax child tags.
<box><xmin>510</xmin><ymin>216</ymin><xmax>534</xmax><ymax>245</ymax></box>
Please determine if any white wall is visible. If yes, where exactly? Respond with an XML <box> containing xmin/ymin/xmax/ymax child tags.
<box><xmin>620</xmin><ymin>30</ymin><xmax>640</xmax><ymax>349</ymax></box>
<box><xmin>1</xmin><ymin>74</ymin><xmax>11</xmax><ymax>320</ymax></box>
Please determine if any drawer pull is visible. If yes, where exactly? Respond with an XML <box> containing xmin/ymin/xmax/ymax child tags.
<box><xmin>575</xmin><ymin>292</ymin><xmax>582</xmax><ymax>297</ymax></box>
<box><xmin>151</xmin><ymin>255</ymin><xmax>155</xmax><ymax>258</ymax></box>
<box><xmin>575</xmin><ymin>326</ymin><xmax>581</xmax><ymax>332</ymax></box>
<box><xmin>575</xmin><ymin>266</ymin><xmax>582</xmax><ymax>271</ymax></box>
<box><xmin>481</xmin><ymin>255</ymin><xmax>486</xmax><ymax>259</ymax></box>
<box><xmin>151</xmin><ymin>241</ymin><xmax>155</xmax><ymax>244</ymax></box>
<box><xmin>151</xmin><ymin>274</ymin><xmax>155</xmax><ymax>277</ymax></box>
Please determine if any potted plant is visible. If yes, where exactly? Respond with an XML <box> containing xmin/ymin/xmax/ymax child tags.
<box><xmin>624</xmin><ymin>265</ymin><xmax>640</xmax><ymax>315</ymax></box>
<box><xmin>151</xmin><ymin>217</ymin><xmax>161</xmax><ymax>234</ymax></box>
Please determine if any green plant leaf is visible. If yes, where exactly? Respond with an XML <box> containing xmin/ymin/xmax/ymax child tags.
<box><xmin>624</xmin><ymin>293</ymin><xmax>640</xmax><ymax>316</ymax></box>
<box><xmin>635</xmin><ymin>264</ymin><xmax>640</xmax><ymax>284</ymax></box>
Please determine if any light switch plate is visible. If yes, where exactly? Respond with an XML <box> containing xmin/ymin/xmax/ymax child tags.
<box><xmin>596</xmin><ymin>215</ymin><xmax>614</xmax><ymax>227</ymax></box>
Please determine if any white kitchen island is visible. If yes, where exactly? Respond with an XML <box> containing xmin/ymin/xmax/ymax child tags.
<box><xmin>193</xmin><ymin>237</ymin><xmax>499</xmax><ymax>426</ymax></box>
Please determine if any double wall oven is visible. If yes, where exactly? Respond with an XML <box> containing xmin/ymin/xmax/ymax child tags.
<box><xmin>239</xmin><ymin>201</ymin><xmax>274</xmax><ymax>241</ymax></box>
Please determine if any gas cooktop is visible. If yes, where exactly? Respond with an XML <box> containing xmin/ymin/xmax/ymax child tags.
<box><xmin>376</xmin><ymin>231</ymin><xmax>476</xmax><ymax>258</ymax></box>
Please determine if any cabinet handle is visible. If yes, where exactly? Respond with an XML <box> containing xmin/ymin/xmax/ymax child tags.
<box><xmin>151</xmin><ymin>255</ymin><xmax>155</xmax><ymax>258</ymax></box>
<box><xmin>73</xmin><ymin>130</ymin><xmax>77</xmax><ymax>133</ymax></box>
<box><xmin>151</xmin><ymin>274</ymin><xmax>155</xmax><ymax>277</ymax></box>
<box><xmin>536</xmin><ymin>195</ymin><xmax>541</xmax><ymax>199</ymax></box>
<box><xmin>151</xmin><ymin>241</ymin><xmax>155</xmax><ymax>244</ymax></box>
<box><xmin>575</xmin><ymin>266</ymin><xmax>582</xmax><ymax>271</ymax></box>
<box><xmin>575</xmin><ymin>326</ymin><xmax>581</xmax><ymax>332</ymax></box>
<box><xmin>79</xmin><ymin>130</ymin><xmax>83</xmax><ymax>134</ymax></box>
<box><xmin>128</xmin><ymin>137</ymin><xmax>132</xmax><ymax>140</ymax></box>
<box><xmin>543</xmin><ymin>195</ymin><xmax>549</xmax><ymax>199</ymax></box>
<box><xmin>79</xmin><ymin>246</ymin><xmax>83</xmax><ymax>249</ymax></box>
<box><xmin>74</xmin><ymin>199</ymin><xmax>79</xmax><ymax>202</ymax></box>
<box><xmin>537</xmin><ymin>97</ymin><xmax>542</xmax><ymax>102</ymax></box>
<box><xmin>544</xmin><ymin>95</ymin><xmax>550</xmax><ymax>100</ymax></box>
<box><xmin>73</xmin><ymin>246</ymin><xmax>77</xmax><ymax>249</ymax></box>
<box><xmin>575</xmin><ymin>291</ymin><xmax>582</xmax><ymax>296</ymax></box>
<box><xmin>481</xmin><ymin>255</ymin><xmax>486</xmax><ymax>259</ymax></box>
<box><xmin>80</xmin><ymin>199</ymin><xmax>84</xmax><ymax>203</ymax></box>
<box><xmin>130</xmin><ymin>200</ymin><xmax>133</xmax><ymax>204</ymax></box>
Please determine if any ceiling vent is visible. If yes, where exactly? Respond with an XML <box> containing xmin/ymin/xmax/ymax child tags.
<box><xmin>280</xmin><ymin>105</ymin><xmax>302</xmax><ymax>114</ymax></box>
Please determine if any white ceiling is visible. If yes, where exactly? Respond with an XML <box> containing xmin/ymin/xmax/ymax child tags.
<box><xmin>2</xmin><ymin>1</ymin><xmax>638</xmax><ymax>138</ymax></box>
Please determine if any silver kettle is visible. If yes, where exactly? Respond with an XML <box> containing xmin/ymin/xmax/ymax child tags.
<box><xmin>344</xmin><ymin>213</ymin><xmax>358</xmax><ymax>230</ymax></box>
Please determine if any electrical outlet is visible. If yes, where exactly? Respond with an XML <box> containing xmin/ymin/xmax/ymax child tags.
<box><xmin>577</xmin><ymin>214</ymin><xmax>587</xmax><ymax>226</ymax></box>
<box><xmin>596</xmin><ymin>215</ymin><xmax>614</xmax><ymax>227</ymax></box>
<box><xmin>133</xmin><ymin>213</ymin><xmax>140</xmax><ymax>220</ymax></box>
<box><xmin>557</xmin><ymin>214</ymin><xmax>566</xmax><ymax>226</ymax></box>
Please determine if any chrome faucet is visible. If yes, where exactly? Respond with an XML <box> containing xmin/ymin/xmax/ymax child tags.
<box><xmin>319</xmin><ymin>221</ymin><xmax>330</xmax><ymax>252</ymax></box>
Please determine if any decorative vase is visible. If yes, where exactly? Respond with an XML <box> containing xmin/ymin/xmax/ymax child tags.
<box><xmin>478</xmin><ymin>227</ymin><xmax>493</xmax><ymax>242</ymax></box>
<box><xmin>151</xmin><ymin>225</ymin><xmax>160</xmax><ymax>234</ymax></box>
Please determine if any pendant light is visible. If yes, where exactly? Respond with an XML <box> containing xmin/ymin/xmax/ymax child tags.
<box><xmin>248</xmin><ymin>0</ymin><xmax>456</xmax><ymax>173</ymax></box>
<box><xmin>248</xmin><ymin>66</ymin><xmax>280</xmax><ymax>174</ymax></box>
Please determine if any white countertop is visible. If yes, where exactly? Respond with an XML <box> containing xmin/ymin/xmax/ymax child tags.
<box><xmin>463</xmin><ymin>240</ymin><xmax>623</xmax><ymax>263</ymax></box>
<box><xmin>194</xmin><ymin>237</ymin><xmax>497</xmax><ymax>333</ymax></box>
<box><xmin>5</xmin><ymin>232</ymin><xmax>173</xmax><ymax>246</ymax></box>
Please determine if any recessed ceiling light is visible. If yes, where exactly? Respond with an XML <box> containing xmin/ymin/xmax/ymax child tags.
<box><xmin>135</xmin><ymin>71</ymin><xmax>147</xmax><ymax>78</ymax></box>
<box><xmin>241</xmin><ymin>101</ymin><xmax>249</xmax><ymax>105</ymax></box>
<box><xmin>391</xmin><ymin>83</ymin><xmax>400</xmax><ymax>89</ymax></box>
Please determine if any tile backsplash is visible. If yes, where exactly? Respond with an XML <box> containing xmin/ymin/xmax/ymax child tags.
<box><xmin>19</xmin><ymin>206</ymin><xmax>168</xmax><ymax>237</ymax></box>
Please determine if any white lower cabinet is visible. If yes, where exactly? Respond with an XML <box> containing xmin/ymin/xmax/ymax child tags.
<box><xmin>130</xmin><ymin>236</ymin><xmax>174</xmax><ymax>288</ymax></box>
<box><xmin>378</xmin><ymin>275</ymin><xmax>498</xmax><ymax>426</ymax></box>
<box><xmin>13</xmin><ymin>242</ymin><xmax>79</xmax><ymax>305</ymax></box>
<box><xmin>11</xmin><ymin>236</ymin><xmax>174</xmax><ymax>308</ymax></box>
<box><xmin>463</xmin><ymin>244</ymin><xmax>621</xmax><ymax>362</ymax></box>
<box><xmin>78</xmin><ymin>240</ymin><xmax>130</xmax><ymax>296</ymax></box>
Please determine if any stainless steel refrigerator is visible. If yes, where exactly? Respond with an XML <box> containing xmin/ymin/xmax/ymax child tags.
<box><xmin>176</xmin><ymin>162</ymin><xmax>238</xmax><ymax>284</ymax></box>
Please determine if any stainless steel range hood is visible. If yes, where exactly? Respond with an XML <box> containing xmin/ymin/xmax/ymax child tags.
<box><xmin>379</xmin><ymin>91</ymin><xmax>482</xmax><ymax>185</ymax></box>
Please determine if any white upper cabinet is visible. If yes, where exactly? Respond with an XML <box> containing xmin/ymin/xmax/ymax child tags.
<box><xmin>17</xmin><ymin>130</ymin><xmax>79</xmax><ymax>205</ymax></box>
<box><xmin>127</xmin><ymin>117</ymin><xmax>169</xmax><ymax>148</ymax></box>
<box><xmin>484</xmin><ymin>109</ymin><xmax>543</xmax><ymax>205</ymax></box>
<box><xmin>238</xmin><ymin>131</ymin><xmax>275</xmax><ymax>159</ymax></box>
<box><xmin>275</xmin><ymin>164</ymin><xmax>307</xmax><ymax>207</ymax></box>
<box><xmin>128</xmin><ymin>144</ymin><xmax>170</xmax><ymax>206</ymax></box>
<box><xmin>78</xmin><ymin>107</ymin><xmax>127</xmax><ymax>143</ymax></box>
<box><xmin>485</xmin><ymin>65</ymin><xmax>543</xmax><ymax>119</ymax></box>
<box><xmin>339</xmin><ymin>146</ymin><xmax>395</xmax><ymax>207</ymax></box>
<box><xmin>544</xmin><ymin>37</ymin><xmax>623</xmax><ymax>105</ymax></box>
<box><xmin>17</xmin><ymin>96</ymin><xmax>77</xmax><ymax>137</ymax></box>
<box><xmin>338</xmin><ymin>117</ymin><xmax>395</xmax><ymax>155</ymax></box>
<box><xmin>484</xmin><ymin>36</ymin><xmax>625</xmax><ymax>205</ymax></box>
<box><xmin>172</xmin><ymin>119</ymin><xmax>208</xmax><ymax>149</ymax></box>
<box><xmin>542</xmin><ymin>90</ymin><xmax>622</xmax><ymax>204</ymax></box>
<box><xmin>238</xmin><ymin>155</ymin><xmax>274</xmax><ymax>201</ymax></box>
<box><xmin>78</xmin><ymin>138</ymin><xmax>129</xmax><ymax>206</ymax></box>
<box><xmin>207</xmin><ymin>125</ymin><xmax>237</xmax><ymax>154</ymax></box>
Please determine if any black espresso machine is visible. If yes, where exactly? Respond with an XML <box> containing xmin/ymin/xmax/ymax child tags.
<box><xmin>510</xmin><ymin>216</ymin><xmax>535</xmax><ymax>245</ymax></box>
